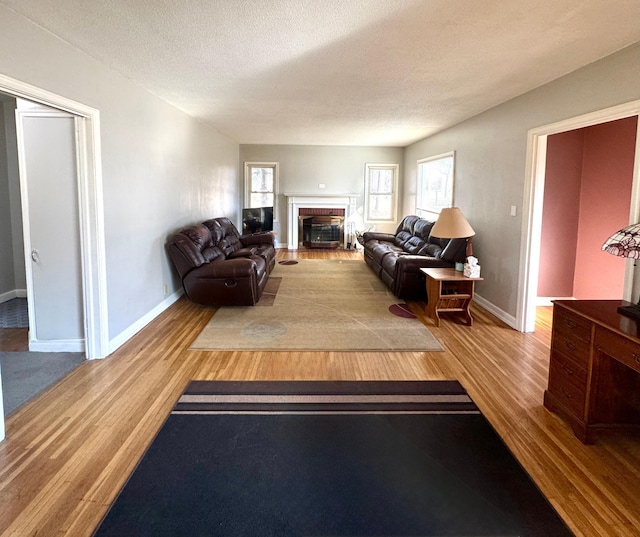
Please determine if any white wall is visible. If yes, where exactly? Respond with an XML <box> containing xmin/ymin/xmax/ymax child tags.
<box><xmin>239</xmin><ymin>144</ymin><xmax>404</xmax><ymax>245</ymax></box>
<box><xmin>0</xmin><ymin>6</ymin><xmax>240</xmax><ymax>343</ymax></box>
<box><xmin>404</xmin><ymin>42</ymin><xmax>640</xmax><ymax>318</ymax></box>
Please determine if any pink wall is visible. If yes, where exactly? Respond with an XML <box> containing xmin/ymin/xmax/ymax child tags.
<box><xmin>539</xmin><ymin>130</ymin><xmax>583</xmax><ymax>297</ymax></box>
<box><xmin>539</xmin><ymin>116</ymin><xmax>637</xmax><ymax>299</ymax></box>
<box><xmin>574</xmin><ymin>117</ymin><xmax>637</xmax><ymax>298</ymax></box>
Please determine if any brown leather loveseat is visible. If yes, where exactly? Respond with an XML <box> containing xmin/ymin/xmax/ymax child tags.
<box><xmin>167</xmin><ymin>217</ymin><xmax>276</xmax><ymax>306</ymax></box>
<box><xmin>362</xmin><ymin>215</ymin><xmax>466</xmax><ymax>299</ymax></box>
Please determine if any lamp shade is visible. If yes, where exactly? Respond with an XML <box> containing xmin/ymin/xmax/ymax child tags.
<box><xmin>430</xmin><ymin>207</ymin><xmax>475</xmax><ymax>239</ymax></box>
<box><xmin>602</xmin><ymin>223</ymin><xmax>640</xmax><ymax>259</ymax></box>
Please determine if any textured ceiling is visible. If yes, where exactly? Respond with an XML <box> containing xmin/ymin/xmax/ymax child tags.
<box><xmin>3</xmin><ymin>0</ymin><xmax>640</xmax><ymax>146</ymax></box>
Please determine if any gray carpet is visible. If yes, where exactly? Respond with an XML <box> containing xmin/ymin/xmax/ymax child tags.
<box><xmin>0</xmin><ymin>298</ymin><xmax>29</xmax><ymax>328</ymax></box>
<box><xmin>1</xmin><ymin>351</ymin><xmax>85</xmax><ymax>416</ymax></box>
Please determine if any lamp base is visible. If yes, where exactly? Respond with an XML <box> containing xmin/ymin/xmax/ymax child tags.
<box><xmin>617</xmin><ymin>304</ymin><xmax>640</xmax><ymax>320</ymax></box>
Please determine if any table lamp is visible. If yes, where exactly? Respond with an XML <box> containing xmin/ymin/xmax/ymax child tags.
<box><xmin>430</xmin><ymin>207</ymin><xmax>475</xmax><ymax>270</ymax></box>
<box><xmin>601</xmin><ymin>222</ymin><xmax>640</xmax><ymax>319</ymax></box>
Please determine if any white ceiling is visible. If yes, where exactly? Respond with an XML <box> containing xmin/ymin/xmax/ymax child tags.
<box><xmin>4</xmin><ymin>0</ymin><xmax>640</xmax><ymax>146</ymax></box>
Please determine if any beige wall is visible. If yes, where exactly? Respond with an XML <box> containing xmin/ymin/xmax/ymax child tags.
<box><xmin>404</xmin><ymin>43</ymin><xmax>640</xmax><ymax>318</ymax></box>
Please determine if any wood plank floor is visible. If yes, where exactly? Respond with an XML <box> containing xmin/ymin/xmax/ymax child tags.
<box><xmin>1</xmin><ymin>249</ymin><xmax>639</xmax><ymax>536</ymax></box>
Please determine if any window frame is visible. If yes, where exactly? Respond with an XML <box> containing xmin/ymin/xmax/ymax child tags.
<box><xmin>416</xmin><ymin>151</ymin><xmax>455</xmax><ymax>220</ymax></box>
<box><xmin>243</xmin><ymin>161</ymin><xmax>279</xmax><ymax>222</ymax></box>
<box><xmin>364</xmin><ymin>162</ymin><xmax>399</xmax><ymax>224</ymax></box>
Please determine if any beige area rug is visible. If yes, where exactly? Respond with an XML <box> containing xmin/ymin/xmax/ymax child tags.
<box><xmin>189</xmin><ymin>259</ymin><xmax>443</xmax><ymax>351</ymax></box>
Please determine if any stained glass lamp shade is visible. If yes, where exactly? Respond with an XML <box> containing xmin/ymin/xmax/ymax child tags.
<box><xmin>601</xmin><ymin>223</ymin><xmax>640</xmax><ymax>319</ymax></box>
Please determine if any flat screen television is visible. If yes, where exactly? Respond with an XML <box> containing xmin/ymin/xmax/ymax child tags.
<box><xmin>242</xmin><ymin>206</ymin><xmax>273</xmax><ymax>234</ymax></box>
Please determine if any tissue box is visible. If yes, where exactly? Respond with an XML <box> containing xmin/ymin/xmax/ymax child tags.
<box><xmin>464</xmin><ymin>264</ymin><xmax>481</xmax><ymax>278</ymax></box>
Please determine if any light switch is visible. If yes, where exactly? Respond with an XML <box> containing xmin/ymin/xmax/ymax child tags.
<box><xmin>510</xmin><ymin>205</ymin><xmax>517</xmax><ymax>217</ymax></box>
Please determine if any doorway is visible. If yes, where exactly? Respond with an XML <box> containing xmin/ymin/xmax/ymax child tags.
<box><xmin>0</xmin><ymin>74</ymin><xmax>108</xmax><ymax>441</ymax></box>
<box><xmin>518</xmin><ymin>100</ymin><xmax>640</xmax><ymax>332</ymax></box>
<box><xmin>537</xmin><ymin>116</ymin><xmax>637</xmax><ymax>303</ymax></box>
<box><xmin>0</xmin><ymin>74</ymin><xmax>108</xmax><ymax>359</ymax></box>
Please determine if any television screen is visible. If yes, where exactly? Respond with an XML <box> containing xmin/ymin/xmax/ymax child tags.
<box><xmin>242</xmin><ymin>206</ymin><xmax>273</xmax><ymax>234</ymax></box>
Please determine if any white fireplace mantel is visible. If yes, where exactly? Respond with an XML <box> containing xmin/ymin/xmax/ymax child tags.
<box><xmin>285</xmin><ymin>193</ymin><xmax>358</xmax><ymax>250</ymax></box>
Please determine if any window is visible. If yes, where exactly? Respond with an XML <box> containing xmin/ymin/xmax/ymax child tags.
<box><xmin>244</xmin><ymin>162</ymin><xmax>278</xmax><ymax>218</ymax></box>
<box><xmin>416</xmin><ymin>152</ymin><xmax>454</xmax><ymax>219</ymax></box>
<box><xmin>364</xmin><ymin>163</ymin><xmax>399</xmax><ymax>222</ymax></box>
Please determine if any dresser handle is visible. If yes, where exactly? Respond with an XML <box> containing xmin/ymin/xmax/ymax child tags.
<box><xmin>634</xmin><ymin>353</ymin><xmax>640</xmax><ymax>364</ymax></box>
<box><xmin>564</xmin><ymin>340</ymin><xmax>576</xmax><ymax>351</ymax></box>
<box><xmin>561</xmin><ymin>363</ymin><xmax>574</xmax><ymax>375</ymax></box>
<box><xmin>561</xmin><ymin>387</ymin><xmax>573</xmax><ymax>399</ymax></box>
<box><xmin>564</xmin><ymin>319</ymin><xmax>577</xmax><ymax>329</ymax></box>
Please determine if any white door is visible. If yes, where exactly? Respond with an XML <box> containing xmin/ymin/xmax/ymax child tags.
<box><xmin>15</xmin><ymin>109</ymin><xmax>84</xmax><ymax>352</ymax></box>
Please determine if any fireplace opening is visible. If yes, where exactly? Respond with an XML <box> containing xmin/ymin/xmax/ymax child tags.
<box><xmin>298</xmin><ymin>208</ymin><xmax>345</xmax><ymax>249</ymax></box>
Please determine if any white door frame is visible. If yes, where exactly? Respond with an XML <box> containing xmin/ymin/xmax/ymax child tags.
<box><xmin>517</xmin><ymin>100</ymin><xmax>640</xmax><ymax>332</ymax></box>
<box><xmin>0</xmin><ymin>74</ymin><xmax>108</xmax><ymax>359</ymax></box>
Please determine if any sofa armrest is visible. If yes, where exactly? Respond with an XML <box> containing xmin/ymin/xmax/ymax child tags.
<box><xmin>190</xmin><ymin>258</ymin><xmax>258</xmax><ymax>279</ymax></box>
<box><xmin>363</xmin><ymin>231</ymin><xmax>395</xmax><ymax>243</ymax></box>
<box><xmin>240</xmin><ymin>232</ymin><xmax>275</xmax><ymax>247</ymax></box>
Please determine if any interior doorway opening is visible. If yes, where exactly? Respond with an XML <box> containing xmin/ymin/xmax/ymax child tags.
<box><xmin>0</xmin><ymin>74</ymin><xmax>107</xmax><ymax>360</ymax></box>
<box><xmin>518</xmin><ymin>100</ymin><xmax>640</xmax><ymax>332</ymax></box>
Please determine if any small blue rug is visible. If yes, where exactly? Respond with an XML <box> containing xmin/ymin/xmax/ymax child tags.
<box><xmin>93</xmin><ymin>381</ymin><xmax>573</xmax><ymax>537</ymax></box>
<box><xmin>0</xmin><ymin>298</ymin><xmax>29</xmax><ymax>328</ymax></box>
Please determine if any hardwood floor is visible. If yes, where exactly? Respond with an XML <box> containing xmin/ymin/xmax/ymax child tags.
<box><xmin>1</xmin><ymin>249</ymin><xmax>639</xmax><ymax>536</ymax></box>
<box><xmin>0</xmin><ymin>328</ymin><xmax>28</xmax><ymax>352</ymax></box>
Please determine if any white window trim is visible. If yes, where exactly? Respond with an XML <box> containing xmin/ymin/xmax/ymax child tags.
<box><xmin>416</xmin><ymin>151</ymin><xmax>455</xmax><ymax>220</ymax></box>
<box><xmin>364</xmin><ymin>162</ymin><xmax>399</xmax><ymax>223</ymax></box>
<box><xmin>244</xmin><ymin>161</ymin><xmax>279</xmax><ymax>222</ymax></box>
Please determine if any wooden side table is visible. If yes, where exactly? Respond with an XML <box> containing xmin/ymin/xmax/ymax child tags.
<box><xmin>420</xmin><ymin>267</ymin><xmax>483</xmax><ymax>327</ymax></box>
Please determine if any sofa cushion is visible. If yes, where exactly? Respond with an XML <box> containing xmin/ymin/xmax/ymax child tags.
<box><xmin>369</xmin><ymin>241</ymin><xmax>403</xmax><ymax>265</ymax></box>
<box><xmin>413</xmin><ymin>219</ymin><xmax>434</xmax><ymax>241</ymax></box>
<box><xmin>228</xmin><ymin>247</ymin><xmax>258</xmax><ymax>258</ymax></box>
<box><xmin>403</xmin><ymin>236</ymin><xmax>427</xmax><ymax>255</ymax></box>
<box><xmin>179</xmin><ymin>225</ymin><xmax>224</xmax><ymax>265</ymax></box>
<box><xmin>418</xmin><ymin>243</ymin><xmax>442</xmax><ymax>257</ymax></box>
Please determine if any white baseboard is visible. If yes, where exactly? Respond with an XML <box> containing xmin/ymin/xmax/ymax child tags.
<box><xmin>29</xmin><ymin>338</ymin><xmax>85</xmax><ymax>353</ymax></box>
<box><xmin>107</xmin><ymin>289</ymin><xmax>184</xmax><ymax>356</ymax></box>
<box><xmin>0</xmin><ymin>289</ymin><xmax>27</xmax><ymax>303</ymax></box>
<box><xmin>474</xmin><ymin>294</ymin><xmax>517</xmax><ymax>330</ymax></box>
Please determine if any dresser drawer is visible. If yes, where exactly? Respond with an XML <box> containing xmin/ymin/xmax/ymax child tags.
<box><xmin>549</xmin><ymin>349</ymin><xmax>588</xmax><ymax>387</ymax></box>
<box><xmin>594</xmin><ymin>327</ymin><xmax>640</xmax><ymax>374</ymax></box>
<box><xmin>551</xmin><ymin>331</ymin><xmax>591</xmax><ymax>367</ymax></box>
<box><xmin>547</xmin><ymin>364</ymin><xmax>587</xmax><ymax>418</ymax></box>
<box><xmin>553</xmin><ymin>306</ymin><xmax>592</xmax><ymax>342</ymax></box>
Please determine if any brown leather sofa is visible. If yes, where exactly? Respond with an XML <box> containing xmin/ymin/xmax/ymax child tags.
<box><xmin>167</xmin><ymin>217</ymin><xmax>276</xmax><ymax>306</ymax></box>
<box><xmin>362</xmin><ymin>215</ymin><xmax>467</xmax><ymax>299</ymax></box>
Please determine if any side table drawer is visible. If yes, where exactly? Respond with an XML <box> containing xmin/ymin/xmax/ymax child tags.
<box><xmin>594</xmin><ymin>327</ymin><xmax>640</xmax><ymax>374</ymax></box>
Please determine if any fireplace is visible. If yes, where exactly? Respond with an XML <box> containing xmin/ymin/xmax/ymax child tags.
<box><xmin>285</xmin><ymin>194</ymin><xmax>357</xmax><ymax>250</ymax></box>
<box><xmin>299</xmin><ymin>208</ymin><xmax>345</xmax><ymax>249</ymax></box>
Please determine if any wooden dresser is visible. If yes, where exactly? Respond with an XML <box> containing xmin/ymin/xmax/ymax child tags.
<box><xmin>544</xmin><ymin>300</ymin><xmax>640</xmax><ymax>443</ymax></box>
